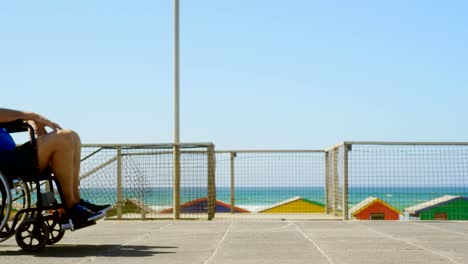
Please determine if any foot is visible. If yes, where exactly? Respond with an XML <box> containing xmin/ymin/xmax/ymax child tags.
<box><xmin>79</xmin><ymin>199</ymin><xmax>112</xmax><ymax>213</ymax></box>
<box><xmin>61</xmin><ymin>204</ymin><xmax>106</xmax><ymax>230</ymax></box>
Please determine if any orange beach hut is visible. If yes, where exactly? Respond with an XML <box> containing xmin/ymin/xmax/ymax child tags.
<box><xmin>349</xmin><ymin>197</ymin><xmax>402</xmax><ymax>220</ymax></box>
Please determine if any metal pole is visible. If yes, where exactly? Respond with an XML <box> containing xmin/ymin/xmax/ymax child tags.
<box><xmin>173</xmin><ymin>146</ymin><xmax>181</xmax><ymax>220</ymax></box>
<box><xmin>117</xmin><ymin>147</ymin><xmax>123</xmax><ymax>219</ymax></box>
<box><xmin>230</xmin><ymin>152</ymin><xmax>236</xmax><ymax>213</ymax></box>
<box><xmin>343</xmin><ymin>144</ymin><xmax>349</xmax><ymax>220</ymax></box>
<box><xmin>174</xmin><ymin>0</ymin><xmax>180</xmax><ymax>142</ymax></box>
<box><xmin>173</xmin><ymin>0</ymin><xmax>181</xmax><ymax>220</ymax></box>
<box><xmin>207</xmin><ymin>146</ymin><xmax>216</xmax><ymax>220</ymax></box>
<box><xmin>333</xmin><ymin>149</ymin><xmax>338</xmax><ymax>216</ymax></box>
<box><xmin>324</xmin><ymin>151</ymin><xmax>330</xmax><ymax>214</ymax></box>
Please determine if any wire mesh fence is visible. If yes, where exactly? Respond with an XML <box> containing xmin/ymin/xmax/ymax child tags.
<box><xmin>77</xmin><ymin>142</ymin><xmax>468</xmax><ymax>221</ymax></box>
<box><xmin>215</xmin><ymin>150</ymin><xmax>327</xmax><ymax>218</ymax></box>
<box><xmin>79</xmin><ymin>143</ymin><xmax>215</xmax><ymax>220</ymax></box>
<box><xmin>325</xmin><ymin>145</ymin><xmax>346</xmax><ymax>218</ymax></box>
<box><xmin>346</xmin><ymin>142</ymin><xmax>468</xmax><ymax>221</ymax></box>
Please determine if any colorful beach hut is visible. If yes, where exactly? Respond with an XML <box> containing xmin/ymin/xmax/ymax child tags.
<box><xmin>349</xmin><ymin>197</ymin><xmax>402</xmax><ymax>220</ymax></box>
<box><xmin>404</xmin><ymin>195</ymin><xmax>468</xmax><ymax>220</ymax></box>
<box><xmin>258</xmin><ymin>196</ymin><xmax>325</xmax><ymax>213</ymax></box>
<box><xmin>160</xmin><ymin>197</ymin><xmax>250</xmax><ymax>214</ymax></box>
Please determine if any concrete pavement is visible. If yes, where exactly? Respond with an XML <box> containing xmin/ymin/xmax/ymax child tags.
<box><xmin>1</xmin><ymin>220</ymin><xmax>468</xmax><ymax>264</ymax></box>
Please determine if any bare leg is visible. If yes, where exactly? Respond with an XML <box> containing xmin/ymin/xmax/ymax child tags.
<box><xmin>36</xmin><ymin>129</ymin><xmax>79</xmax><ymax>208</ymax></box>
<box><xmin>70</xmin><ymin>131</ymin><xmax>82</xmax><ymax>200</ymax></box>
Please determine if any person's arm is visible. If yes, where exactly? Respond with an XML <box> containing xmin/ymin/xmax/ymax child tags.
<box><xmin>0</xmin><ymin>108</ymin><xmax>62</xmax><ymax>135</ymax></box>
<box><xmin>0</xmin><ymin>108</ymin><xmax>36</xmax><ymax>123</ymax></box>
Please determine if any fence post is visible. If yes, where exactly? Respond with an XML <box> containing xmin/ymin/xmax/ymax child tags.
<box><xmin>207</xmin><ymin>145</ymin><xmax>216</xmax><ymax>220</ymax></box>
<box><xmin>230</xmin><ymin>152</ymin><xmax>236</xmax><ymax>214</ymax></box>
<box><xmin>343</xmin><ymin>144</ymin><xmax>350</xmax><ymax>220</ymax></box>
<box><xmin>173</xmin><ymin>144</ymin><xmax>181</xmax><ymax>220</ymax></box>
<box><xmin>141</xmin><ymin>182</ymin><xmax>146</xmax><ymax>220</ymax></box>
<box><xmin>325</xmin><ymin>151</ymin><xmax>330</xmax><ymax>214</ymax></box>
<box><xmin>333</xmin><ymin>149</ymin><xmax>339</xmax><ymax>216</ymax></box>
<box><xmin>116</xmin><ymin>147</ymin><xmax>123</xmax><ymax>219</ymax></box>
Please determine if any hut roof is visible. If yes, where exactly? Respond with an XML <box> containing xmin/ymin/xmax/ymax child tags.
<box><xmin>349</xmin><ymin>196</ymin><xmax>402</xmax><ymax>216</ymax></box>
<box><xmin>160</xmin><ymin>197</ymin><xmax>250</xmax><ymax>213</ymax></box>
<box><xmin>404</xmin><ymin>195</ymin><xmax>461</xmax><ymax>214</ymax></box>
<box><xmin>258</xmin><ymin>196</ymin><xmax>325</xmax><ymax>212</ymax></box>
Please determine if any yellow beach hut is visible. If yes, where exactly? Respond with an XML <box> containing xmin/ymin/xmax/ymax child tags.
<box><xmin>259</xmin><ymin>196</ymin><xmax>326</xmax><ymax>213</ymax></box>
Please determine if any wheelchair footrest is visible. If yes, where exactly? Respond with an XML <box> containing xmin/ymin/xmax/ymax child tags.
<box><xmin>61</xmin><ymin>220</ymin><xmax>96</xmax><ymax>231</ymax></box>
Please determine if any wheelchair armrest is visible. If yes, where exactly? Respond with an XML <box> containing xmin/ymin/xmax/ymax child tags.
<box><xmin>0</xmin><ymin>119</ymin><xmax>40</xmax><ymax>174</ymax></box>
<box><xmin>0</xmin><ymin>119</ymin><xmax>32</xmax><ymax>134</ymax></box>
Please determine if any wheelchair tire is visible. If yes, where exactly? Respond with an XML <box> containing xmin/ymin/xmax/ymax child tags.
<box><xmin>0</xmin><ymin>173</ymin><xmax>12</xmax><ymax>235</ymax></box>
<box><xmin>15</xmin><ymin>218</ymin><xmax>49</xmax><ymax>252</ymax></box>
<box><xmin>0</xmin><ymin>180</ymin><xmax>32</xmax><ymax>244</ymax></box>
<box><xmin>45</xmin><ymin>214</ymin><xmax>65</xmax><ymax>245</ymax></box>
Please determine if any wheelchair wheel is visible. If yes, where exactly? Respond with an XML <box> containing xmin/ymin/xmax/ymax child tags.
<box><xmin>0</xmin><ymin>179</ymin><xmax>31</xmax><ymax>243</ymax></box>
<box><xmin>45</xmin><ymin>214</ymin><xmax>65</xmax><ymax>245</ymax></box>
<box><xmin>0</xmin><ymin>173</ymin><xmax>12</xmax><ymax>236</ymax></box>
<box><xmin>15</xmin><ymin>218</ymin><xmax>49</xmax><ymax>252</ymax></box>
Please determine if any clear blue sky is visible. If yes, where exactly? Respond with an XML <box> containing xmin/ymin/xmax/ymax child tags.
<box><xmin>1</xmin><ymin>1</ymin><xmax>468</xmax><ymax>150</ymax></box>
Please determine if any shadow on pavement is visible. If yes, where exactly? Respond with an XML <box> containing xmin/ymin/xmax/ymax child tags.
<box><xmin>0</xmin><ymin>244</ymin><xmax>177</xmax><ymax>257</ymax></box>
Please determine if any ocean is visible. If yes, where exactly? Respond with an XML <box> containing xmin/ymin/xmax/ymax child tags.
<box><xmin>81</xmin><ymin>186</ymin><xmax>468</xmax><ymax>213</ymax></box>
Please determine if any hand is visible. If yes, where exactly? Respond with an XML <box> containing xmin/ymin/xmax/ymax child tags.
<box><xmin>28</xmin><ymin>113</ymin><xmax>62</xmax><ymax>136</ymax></box>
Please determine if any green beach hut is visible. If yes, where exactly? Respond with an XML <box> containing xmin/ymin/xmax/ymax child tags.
<box><xmin>404</xmin><ymin>195</ymin><xmax>468</xmax><ymax>220</ymax></box>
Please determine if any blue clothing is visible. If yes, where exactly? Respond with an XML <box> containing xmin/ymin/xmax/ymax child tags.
<box><xmin>0</xmin><ymin>128</ymin><xmax>16</xmax><ymax>151</ymax></box>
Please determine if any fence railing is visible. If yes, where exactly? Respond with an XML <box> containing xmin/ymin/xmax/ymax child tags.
<box><xmin>341</xmin><ymin>142</ymin><xmax>468</xmax><ymax>221</ymax></box>
<box><xmin>79</xmin><ymin>143</ymin><xmax>216</xmax><ymax>220</ymax></box>
<box><xmin>217</xmin><ymin>143</ymin><xmax>468</xmax><ymax>220</ymax></box>
<box><xmin>215</xmin><ymin>150</ymin><xmax>327</xmax><ymax>217</ymax></box>
<box><xmin>79</xmin><ymin>142</ymin><xmax>468</xmax><ymax>221</ymax></box>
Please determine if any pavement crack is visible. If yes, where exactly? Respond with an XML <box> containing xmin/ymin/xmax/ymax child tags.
<box><xmin>358</xmin><ymin>223</ymin><xmax>462</xmax><ymax>264</ymax></box>
<box><xmin>410</xmin><ymin>222</ymin><xmax>468</xmax><ymax>236</ymax></box>
<box><xmin>288</xmin><ymin>221</ymin><xmax>335</xmax><ymax>264</ymax></box>
<box><xmin>202</xmin><ymin>222</ymin><xmax>233</xmax><ymax>264</ymax></box>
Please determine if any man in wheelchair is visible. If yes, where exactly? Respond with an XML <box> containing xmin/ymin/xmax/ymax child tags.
<box><xmin>0</xmin><ymin>108</ymin><xmax>110</xmax><ymax>229</ymax></box>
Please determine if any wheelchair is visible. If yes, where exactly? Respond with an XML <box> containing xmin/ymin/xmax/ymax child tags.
<box><xmin>0</xmin><ymin>120</ymin><xmax>96</xmax><ymax>251</ymax></box>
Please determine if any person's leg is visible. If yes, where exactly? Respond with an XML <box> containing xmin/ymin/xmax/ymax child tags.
<box><xmin>70</xmin><ymin>131</ymin><xmax>81</xmax><ymax>201</ymax></box>
<box><xmin>36</xmin><ymin>129</ymin><xmax>78</xmax><ymax>208</ymax></box>
<box><xmin>36</xmin><ymin>130</ymin><xmax>110</xmax><ymax>216</ymax></box>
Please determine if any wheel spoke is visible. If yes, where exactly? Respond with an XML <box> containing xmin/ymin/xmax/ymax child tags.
<box><xmin>20</xmin><ymin>231</ymin><xmax>30</xmax><ymax>239</ymax></box>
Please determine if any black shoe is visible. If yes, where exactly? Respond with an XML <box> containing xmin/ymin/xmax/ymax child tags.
<box><xmin>61</xmin><ymin>204</ymin><xmax>105</xmax><ymax>230</ymax></box>
<box><xmin>79</xmin><ymin>199</ymin><xmax>111</xmax><ymax>213</ymax></box>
